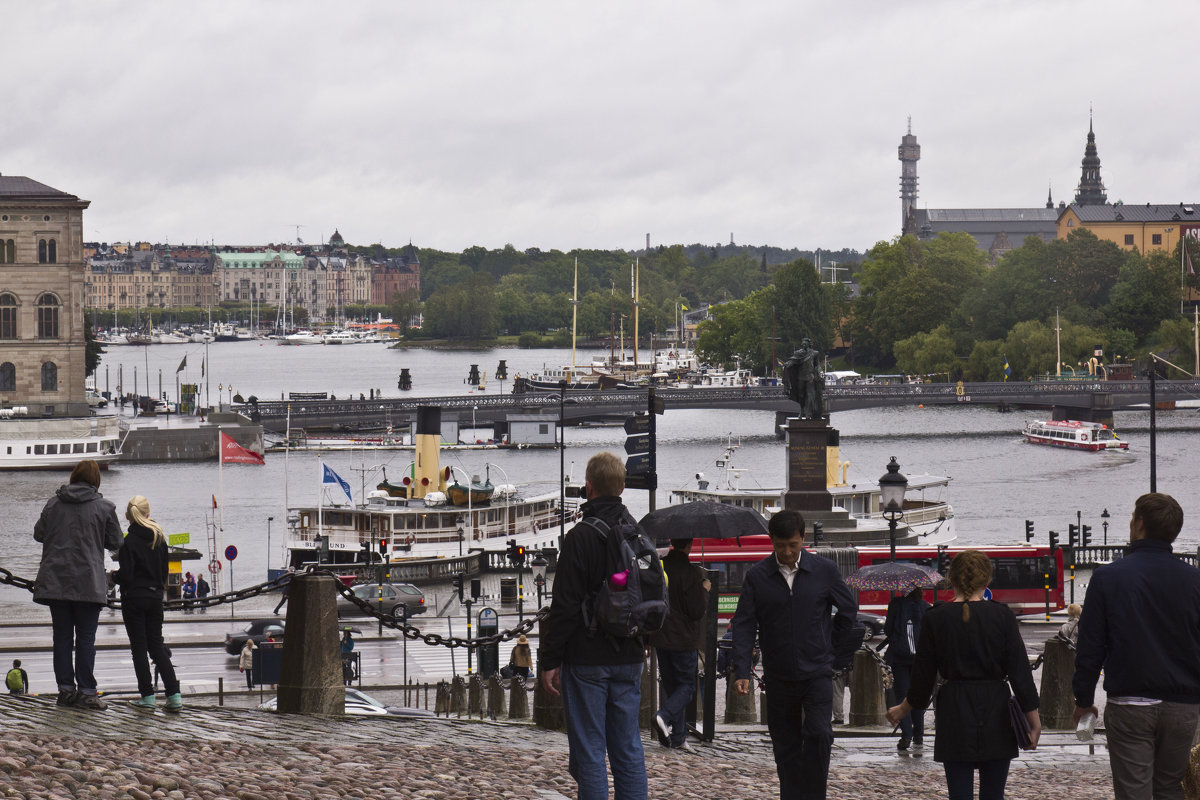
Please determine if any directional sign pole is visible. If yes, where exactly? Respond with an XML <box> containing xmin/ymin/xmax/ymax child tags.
<box><xmin>648</xmin><ymin>388</ymin><xmax>658</xmax><ymax>512</ymax></box>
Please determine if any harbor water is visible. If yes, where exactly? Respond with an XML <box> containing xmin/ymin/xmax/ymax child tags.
<box><xmin>3</xmin><ymin>340</ymin><xmax>1199</xmax><ymax>605</ymax></box>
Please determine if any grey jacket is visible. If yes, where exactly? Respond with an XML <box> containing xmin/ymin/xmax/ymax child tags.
<box><xmin>33</xmin><ymin>483</ymin><xmax>123</xmax><ymax>605</ymax></box>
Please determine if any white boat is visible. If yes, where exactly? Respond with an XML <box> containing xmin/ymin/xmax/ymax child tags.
<box><xmin>1022</xmin><ymin>419</ymin><xmax>1129</xmax><ymax>451</ymax></box>
<box><xmin>0</xmin><ymin>412</ymin><xmax>124</xmax><ymax>470</ymax></box>
<box><xmin>151</xmin><ymin>329</ymin><xmax>189</xmax><ymax>345</ymax></box>
<box><xmin>669</xmin><ymin>438</ymin><xmax>956</xmax><ymax>546</ymax></box>
<box><xmin>322</xmin><ymin>329</ymin><xmax>357</xmax><ymax>345</ymax></box>
<box><xmin>212</xmin><ymin>322</ymin><xmax>239</xmax><ymax>342</ymax></box>
<box><xmin>283</xmin><ymin>411</ymin><xmax>572</xmax><ymax>568</ymax></box>
<box><xmin>281</xmin><ymin>330</ymin><xmax>323</xmax><ymax>346</ymax></box>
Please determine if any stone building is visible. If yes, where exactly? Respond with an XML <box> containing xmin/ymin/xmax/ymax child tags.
<box><xmin>0</xmin><ymin>174</ymin><xmax>90</xmax><ymax>416</ymax></box>
<box><xmin>370</xmin><ymin>243</ymin><xmax>421</xmax><ymax>306</ymax></box>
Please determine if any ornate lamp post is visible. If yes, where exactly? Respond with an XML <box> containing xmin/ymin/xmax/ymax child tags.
<box><xmin>531</xmin><ymin>551</ymin><xmax>549</xmax><ymax>609</ymax></box>
<box><xmin>456</xmin><ymin>514</ymin><xmax>465</xmax><ymax>557</ymax></box>
<box><xmin>878</xmin><ymin>456</ymin><xmax>908</xmax><ymax>562</ymax></box>
<box><xmin>1101</xmin><ymin>508</ymin><xmax>1110</xmax><ymax>548</ymax></box>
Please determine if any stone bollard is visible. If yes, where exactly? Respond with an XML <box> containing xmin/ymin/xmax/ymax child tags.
<box><xmin>467</xmin><ymin>674</ymin><xmax>483</xmax><ymax>716</ymax></box>
<box><xmin>533</xmin><ymin>669</ymin><xmax>564</xmax><ymax>730</ymax></box>
<box><xmin>848</xmin><ymin>650</ymin><xmax>887</xmax><ymax>727</ymax></box>
<box><xmin>724</xmin><ymin>676</ymin><xmax>758</xmax><ymax>724</ymax></box>
<box><xmin>277</xmin><ymin>574</ymin><xmax>344</xmax><ymax>716</ymax></box>
<box><xmin>509</xmin><ymin>677</ymin><xmax>529</xmax><ymax>719</ymax></box>
<box><xmin>435</xmin><ymin>681</ymin><xmax>450</xmax><ymax>716</ymax></box>
<box><xmin>486</xmin><ymin>675</ymin><xmax>507</xmax><ymax>718</ymax></box>
<box><xmin>450</xmin><ymin>676</ymin><xmax>467</xmax><ymax>716</ymax></box>
<box><xmin>1038</xmin><ymin>637</ymin><xmax>1077</xmax><ymax>729</ymax></box>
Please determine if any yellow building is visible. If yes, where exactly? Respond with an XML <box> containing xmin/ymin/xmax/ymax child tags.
<box><xmin>1057</xmin><ymin>203</ymin><xmax>1200</xmax><ymax>253</ymax></box>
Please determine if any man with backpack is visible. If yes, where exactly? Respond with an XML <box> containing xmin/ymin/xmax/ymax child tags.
<box><xmin>650</xmin><ymin>538</ymin><xmax>710</xmax><ymax>749</ymax></box>
<box><xmin>541</xmin><ymin>452</ymin><xmax>657</xmax><ymax>800</ymax></box>
<box><xmin>730</xmin><ymin>510</ymin><xmax>858</xmax><ymax>800</ymax></box>
<box><xmin>883</xmin><ymin>585</ymin><xmax>928</xmax><ymax>752</ymax></box>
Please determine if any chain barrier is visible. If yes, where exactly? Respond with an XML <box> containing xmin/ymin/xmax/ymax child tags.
<box><xmin>834</xmin><ymin>641</ymin><xmax>893</xmax><ymax>690</ymax></box>
<box><xmin>0</xmin><ymin>563</ymin><xmax>545</xmax><ymax>649</ymax></box>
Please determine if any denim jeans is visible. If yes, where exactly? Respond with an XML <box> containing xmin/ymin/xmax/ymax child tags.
<box><xmin>1106</xmin><ymin>700</ymin><xmax>1200</xmax><ymax>800</ymax></box>
<box><xmin>120</xmin><ymin>596</ymin><xmax>180</xmax><ymax>697</ymax></box>
<box><xmin>889</xmin><ymin>661</ymin><xmax>925</xmax><ymax>741</ymax></box>
<box><xmin>48</xmin><ymin>600</ymin><xmax>103</xmax><ymax>695</ymax></box>
<box><xmin>764</xmin><ymin>676</ymin><xmax>834</xmax><ymax>800</ymax></box>
<box><xmin>560</xmin><ymin>661</ymin><xmax>648</xmax><ymax>800</ymax></box>
<box><xmin>656</xmin><ymin>648</ymin><xmax>697</xmax><ymax>747</ymax></box>
<box><xmin>943</xmin><ymin>760</ymin><xmax>1011</xmax><ymax>800</ymax></box>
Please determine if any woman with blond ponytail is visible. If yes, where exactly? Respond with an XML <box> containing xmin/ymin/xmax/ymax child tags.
<box><xmin>886</xmin><ymin>550</ymin><xmax>1040</xmax><ymax>800</ymax></box>
<box><xmin>115</xmin><ymin>495</ymin><xmax>182</xmax><ymax>711</ymax></box>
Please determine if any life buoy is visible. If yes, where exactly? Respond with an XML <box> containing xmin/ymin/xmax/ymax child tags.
<box><xmin>405</xmin><ymin>534</ymin><xmax>415</xmax><ymax>546</ymax></box>
<box><xmin>1081</xmin><ymin>432</ymin><xmax>1090</xmax><ymax>442</ymax></box>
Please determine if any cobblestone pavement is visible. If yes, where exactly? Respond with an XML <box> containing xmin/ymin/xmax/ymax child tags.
<box><xmin>0</xmin><ymin>694</ymin><xmax>1114</xmax><ymax>800</ymax></box>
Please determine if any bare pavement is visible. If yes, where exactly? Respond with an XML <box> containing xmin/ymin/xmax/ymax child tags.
<box><xmin>0</xmin><ymin>689</ymin><xmax>1116</xmax><ymax>800</ymax></box>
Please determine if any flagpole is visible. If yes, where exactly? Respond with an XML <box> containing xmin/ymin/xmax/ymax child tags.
<box><xmin>318</xmin><ymin>458</ymin><xmax>324</xmax><ymax>562</ymax></box>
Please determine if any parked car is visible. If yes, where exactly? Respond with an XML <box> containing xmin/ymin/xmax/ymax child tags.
<box><xmin>858</xmin><ymin>612</ymin><xmax>885</xmax><ymax>638</ymax></box>
<box><xmin>258</xmin><ymin>687</ymin><xmax>434</xmax><ymax>718</ymax></box>
<box><xmin>85</xmin><ymin>389</ymin><xmax>108</xmax><ymax>408</ymax></box>
<box><xmin>336</xmin><ymin>582</ymin><xmax>426</xmax><ymax>619</ymax></box>
<box><xmin>224</xmin><ymin>618</ymin><xmax>285</xmax><ymax>655</ymax></box>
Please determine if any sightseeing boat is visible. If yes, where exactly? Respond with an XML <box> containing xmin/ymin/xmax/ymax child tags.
<box><xmin>0</xmin><ymin>411</ymin><xmax>125</xmax><ymax>470</ymax></box>
<box><xmin>669</xmin><ymin>438</ymin><xmax>956</xmax><ymax>546</ymax></box>
<box><xmin>283</xmin><ymin>408</ymin><xmax>572</xmax><ymax>569</ymax></box>
<box><xmin>1022</xmin><ymin>419</ymin><xmax>1128</xmax><ymax>452</ymax></box>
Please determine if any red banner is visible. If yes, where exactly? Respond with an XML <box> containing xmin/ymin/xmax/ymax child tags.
<box><xmin>219</xmin><ymin>432</ymin><xmax>265</xmax><ymax>465</ymax></box>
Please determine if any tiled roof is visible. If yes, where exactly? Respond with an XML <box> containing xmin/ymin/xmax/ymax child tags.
<box><xmin>0</xmin><ymin>175</ymin><xmax>79</xmax><ymax>199</ymax></box>
<box><xmin>921</xmin><ymin>208</ymin><xmax>1059</xmax><ymax>223</ymax></box>
<box><xmin>1065</xmin><ymin>203</ymin><xmax>1200</xmax><ymax>223</ymax></box>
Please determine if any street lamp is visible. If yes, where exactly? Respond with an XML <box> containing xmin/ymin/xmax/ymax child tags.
<box><xmin>1101</xmin><ymin>508</ymin><xmax>1110</xmax><ymax>548</ymax></box>
<box><xmin>456</xmin><ymin>514</ymin><xmax>465</xmax><ymax>557</ymax></box>
<box><xmin>531</xmin><ymin>551</ymin><xmax>549</xmax><ymax>609</ymax></box>
<box><xmin>878</xmin><ymin>456</ymin><xmax>908</xmax><ymax>562</ymax></box>
<box><xmin>266</xmin><ymin>516</ymin><xmax>274</xmax><ymax>573</ymax></box>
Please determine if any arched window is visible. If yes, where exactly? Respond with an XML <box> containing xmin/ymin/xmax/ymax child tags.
<box><xmin>36</xmin><ymin>293</ymin><xmax>60</xmax><ymax>339</ymax></box>
<box><xmin>0</xmin><ymin>362</ymin><xmax>14</xmax><ymax>392</ymax></box>
<box><xmin>0</xmin><ymin>294</ymin><xmax>16</xmax><ymax>339</ymax></box>
<box><xmin>41</xmin><ymin>362</ymin><xmax>57</xmax><ymax>391</ymax></box>
<box><xmin>47</xmin><ymin>239</ymin><xmax>57</xmax><ymax>263</ymax></box>
<box><xmin>0</xmin><ymin>239</ymin><xmax>14</xmax><ymax>264</ymax></box>
<box><xmin>38</xmin><ymin>239</ymin><xmax>47</xmax><ymax>263</ymax></box>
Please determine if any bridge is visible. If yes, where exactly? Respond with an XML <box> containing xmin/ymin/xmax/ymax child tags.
<box><xmin>245</xmin><ymin>379</ymin><xmax>1200</xmax><ymax>434</ymax></box>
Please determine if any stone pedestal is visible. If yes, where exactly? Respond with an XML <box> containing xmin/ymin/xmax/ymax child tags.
<box><xmin>450</xmin><ymin>676</ymin><xmax>467</xmax><ymax>715</ymax></box>
<box><xmin>533</xmin><ymin>671</ymin><xmax>564</xmax><ymax>730</ymax></box>
<box><xmin>468</xmin><ymin>674</ymin><xmax>483</xmax><ymax>715</ymax></box>
<box><xmin>486</xmin><ymin>674</ymin><xmax>506</xmax><ymax>718</ymax></box>
<box><xmin>724</xmin><ymin>679</ymin><xmax>758</xmax><ymax>724</ymax></box>
<box><xmin>508</xmin><ymin>677</ymin><xmax>529</xmax><ymax>719</ymax></box>
<box><xmin>848</xmin><ymin>650</ymin><xmax>887</xmax><ymax>727</ymax></box>
<box><xmin>277</xmin><ymin>574</ymin><xmax>344</xmax><ymax>716</ymax></box>
<box><xmin>783</xmin><ymin>417</ymin><xmax>833</xmax><ymax>513</ymax></box>
<box><xmin>1039</xmin><ymin>637</ymin><xmax>1077</xmax><ymax>729</ymax></box>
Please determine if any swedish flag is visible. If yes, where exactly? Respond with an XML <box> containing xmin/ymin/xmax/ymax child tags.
<box><xmin>1003</xmin><ymin>357</ymin><xmax>1011</xmax><ymax>382</ymax></box>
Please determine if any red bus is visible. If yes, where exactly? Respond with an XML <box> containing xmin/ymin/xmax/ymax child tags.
<box><xmin>688</xmin><ymin>540</ymin><xmax>1066</xmax><ymax>619</ymax></box>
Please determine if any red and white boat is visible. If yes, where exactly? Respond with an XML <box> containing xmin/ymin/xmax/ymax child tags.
<box><xmin>1022</xmin><ymin>419</ymin><xmax>1128</xmax><ymax>451</ymax></box>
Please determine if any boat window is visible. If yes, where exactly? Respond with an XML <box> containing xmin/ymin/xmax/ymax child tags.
<box><xmin>86</xmin><ymin>442</ymin><xmax>97</xmax><ymax>452</ymax></box>
<box><xmin>73</xmin><ymin>443</ymin><xmax>85</xmax><ymax>453</ymax></box>
<box><xmin>47</xmin><ymin>444</ymin><xmax>58</xmax><ymax>455</ymax></box>
<box><xmin>34</xmin><ymin>444</ymin><xmax>44</xmax><ymax>455</ymax></box>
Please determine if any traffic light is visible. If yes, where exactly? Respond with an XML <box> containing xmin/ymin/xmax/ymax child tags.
<box><xmin>1024</xmin><ymin>520</ymin><xmax>1034</xmax><ymax>543</ymax></box>
<box><xmin>937</xmin><ymin>546</ymin><xmax>950</xmax><ymax>574</ymax></box>
<box><xmin>1068</xmin><ymin>524</ymin><xmax>1079</xmax><ymax>549</ymax></box>
<box><xmin>1081</xmin><ymin>524</ymin><xmax>1092</xmax><ymax>547</ymax></box>
<box><xmin>1048</xmin><ymin>530</ymin><xmax>1059</xmax><ymax>553</ymax></box>
<box><xmin>515</xmin><ymin>545</ymin><xmax>527</xmax><ymax>565</ymax></box>
<box><xmin>505</xmin><ymin>539</ymin><xmax>519</xmax><ymax>564</ymax></box>
<box><xmin>379</xmin><ymin>539</ymin><xmax>388</xmax><ymax>554</ymax></box>
<box><xmin>451</xmin><ymin>573</ymin><xmax>464</xmax><ymax>602</ymax></box>
<box><xmin>470</xmin><ymin>578</ymin><xmax>482</xmax><ymax>600</ymax></box>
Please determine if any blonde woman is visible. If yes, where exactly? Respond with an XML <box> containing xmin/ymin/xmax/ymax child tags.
<box><xmin>887</xmin><ymin>550</ymin><xmax>1040</xmax><ymax>800</ymax></box>
<box><xmin>116</xmin><ymin>495</ymin><xmax>181</xmax><ymax>710</ymax></box>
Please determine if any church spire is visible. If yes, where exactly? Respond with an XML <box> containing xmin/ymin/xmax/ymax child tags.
<box><xmin>1074</xmin><ymin>112</ymin><xmax>1107</xmax><ymax>205</ymax></box>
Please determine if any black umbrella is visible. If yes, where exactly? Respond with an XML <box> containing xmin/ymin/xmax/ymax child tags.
<box><xmin>639</xmin><ymin>501</ymin><xmax>769</xmax><ymax>544</ymax></box>
<box><xmin>845</xmin><ymin>562</ymin><xmax>946</xmax><ymax>593</ymax></box>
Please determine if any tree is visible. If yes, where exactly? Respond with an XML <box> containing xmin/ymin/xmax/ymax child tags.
<box><xmin>695</xmin><ymin>298</ymin><xmax>769</xmax><ymax>372</ymax></box>
<box><xmin>1004</xmin><ymin>320</ymin><xmax>1056</xmax><ymax>379</ymax></box>
<box><xmin>771</xmin><ymin>259</ymin><xmax>832</xmax><ymax>355</ymax></box>
<box><xmin>963</xmin><ymin>339</ymin><xmax>1007</xmax><ymax>382</ymax></box>
<box><xmin>422</xmin><ymin>272</ymin><xmax>498</xmax><ymax>340</ymax></box>
<box><xmin>388</xmin><ymin>288</ymin><xmax>421</xmax><ymax>330</ymax></box>
<box><xmin>84</xmin><ymin>311</ymin><xmax>104</xmax><ymax>376</ymax></box>
<box><xmin>1049</xmin><ymin>229</ymin><xmax>1124</xmax><ymax>310</ymax></box>
<box><xmin>1104</xmin><ymin>250</ymin><xmax>1179</xmax><ymax>337</ymax></box>
<box><xmin>893</xmin><ymin>325</ymin><xmax>960</xmax><ymax>379</ymax></box>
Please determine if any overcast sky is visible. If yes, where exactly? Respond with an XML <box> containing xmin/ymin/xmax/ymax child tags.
<box><xmin>4</xmin><ymin>2</ymin><xmax>1197</xmax><ymax>254</ymax></box>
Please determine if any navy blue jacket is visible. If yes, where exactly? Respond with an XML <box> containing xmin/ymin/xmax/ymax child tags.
<box><xmin>730</xmin><ymin>550</ymin><xmax>857</xmax><ymax>682</ymax></box>
<box><xmin>1074</xmin><ymin>538</ymin><xmax>1200</xmax><ymax>707</ymax></box>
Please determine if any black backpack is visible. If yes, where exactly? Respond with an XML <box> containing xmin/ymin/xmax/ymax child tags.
<box><xmin>580</xmin><ymin>517</ymin><xmax>669</xmax><ymax>639</ymax></box>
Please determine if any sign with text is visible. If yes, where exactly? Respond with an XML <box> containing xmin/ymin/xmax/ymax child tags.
<box><xmin>168</xmin><ymin>533</ymin><xmax>190</xmax><ymax>546</ymax></box>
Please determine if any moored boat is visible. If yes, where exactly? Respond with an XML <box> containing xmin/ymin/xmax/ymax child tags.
<box><xmin>0</xmin><ymin>412</ymin><xmax>125</xmax><ymax>470</ymax></box>
<box><xmin>1022</xmin><ymin>419</ymin><xmax>1128</xmax><ymax>451</ymax></box>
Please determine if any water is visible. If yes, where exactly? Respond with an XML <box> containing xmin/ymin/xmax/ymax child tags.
<box><xmin>5</xmin><ymin>341</ymin><xmax>1199</xmax><ymax>603</ymax></box>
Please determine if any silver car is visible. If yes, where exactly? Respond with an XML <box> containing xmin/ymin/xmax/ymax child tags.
<box><xmin>336</xmin><ymin>582</ymin><xmax>426</xmax><ymax>619</ymax></box>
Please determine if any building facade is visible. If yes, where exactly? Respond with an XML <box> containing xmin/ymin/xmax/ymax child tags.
<box><xmin>1057</xmin><ymin>203</ymin><xmax>1198</xmax><ymax>253</ymax></box>
<box><xmin>0</xmin><ymin>174</ymin><xmax>90</xmax><ymax>416</ymax></box>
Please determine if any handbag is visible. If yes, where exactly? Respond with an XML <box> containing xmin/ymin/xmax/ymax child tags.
<box><xmin>1008</xmin><ymin>695</ymin><xmax>1032</xmax><ymax>749</ymax></box>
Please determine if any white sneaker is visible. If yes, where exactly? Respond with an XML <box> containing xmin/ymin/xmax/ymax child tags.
<box><xmin>655</xmin><ymin>712</ymin><xmax>672</xmax><ymax>742</ymax></box>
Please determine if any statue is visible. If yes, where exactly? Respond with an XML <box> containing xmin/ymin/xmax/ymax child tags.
<box><xmin>783</xmin><ymin>338</ymin><xmax>825</xmax><ymax>419</ymax></box>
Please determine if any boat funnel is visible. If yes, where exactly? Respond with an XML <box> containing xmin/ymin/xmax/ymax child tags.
<box><xmin>825</xmin><ymin>428</ymin><xmax>845</xmax><ymax>487</ymax></box>
<box><xmin>413</xmin><ymin>406</ymin><xmax>448</xmax><ymax>499</ymax></box>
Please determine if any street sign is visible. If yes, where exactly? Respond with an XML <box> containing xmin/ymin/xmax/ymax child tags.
<box><xmin>168</xmin><ymin>533</ymin><xmax>190</xmax><ymax>546</ymax></box>
<box><xmin>624</xmin><ymin>434</ymin><xmax>651</xmax><ymax>454</ymax></box>
<box><xmin>225</xmin><ymin>545</ymin><xmax>238</xmax><ymax>561</ymax></box>
<box><xmin>623</xmin><ymin>415</ymin><xmax>650</xmax><ymax>435</ymax></box>
<box><xmin>624</xmin><ymin>473</ymin><xmax>658</xmax><ymax>491</ymax></box>
<box><xmin>625</xmin><ymin>453</ymin><xmax>651</xmax><ymax>475</ymax></box>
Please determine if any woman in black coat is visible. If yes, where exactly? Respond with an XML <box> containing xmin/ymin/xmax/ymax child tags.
<box><xmin>886</xmin><ymin>550</ymin><xmax>1040</xmax><ymax>800</ymax></box>
<box><xmin>116</xmin><ymin>495</ymin><xmax>182</xmax><ymax>710</ymax></box>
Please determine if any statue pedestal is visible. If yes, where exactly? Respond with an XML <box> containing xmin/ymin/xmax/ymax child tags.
<box><xmin>782</xmin><ymin>417</ymin><xmax>832</xmax><ymax>512</ymax></box>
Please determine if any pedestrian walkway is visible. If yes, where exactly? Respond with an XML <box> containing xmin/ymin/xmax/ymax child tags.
<box><xmin>0</xmin><ymin>694</ymin><xmax>1114</xmax><ymax>799</ymax></box>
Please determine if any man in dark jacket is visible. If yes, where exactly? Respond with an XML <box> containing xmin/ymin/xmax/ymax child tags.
<box><xmin>1073</xmin><ymin>493</ymin><xmax>1200</xmax><ymax>800</ymax></box>
<box><xmin>650</xmin><ymin>538</ymin><xmax>710</xmax><ymax>748</ymax></box>
<box><xmin>541</xmin><ymin>452</ymin><xmax>647</xmax><ymax>800</ymax></box>
<box><xmin>884</xmin><ymin>586</ymin><xmax>928</xmax><ymax>751</ymax></box>
<box><xmin>731</xmin><ymin>510</ymin><xmax>857</xmax><ymax>800</ymax></box>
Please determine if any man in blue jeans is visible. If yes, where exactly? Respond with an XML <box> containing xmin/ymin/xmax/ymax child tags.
<box><xmin>731</xmin><ymin>510</ymin><xmax>858</xmax><ymax>800</ymax></box>
<box><xmin>1073</xmin><ymin>492</ymin><xmax>1200</xmax><ymax>800</ymax></box>
<box><xmin>541</xmin><ymin>452</ymin><xmax>647</xmax><ymax>800</ymax></box>
<box><xmin>650</xmin><ymin>538</ymin><xmax>710</xmax><ymax>749</ymax></box>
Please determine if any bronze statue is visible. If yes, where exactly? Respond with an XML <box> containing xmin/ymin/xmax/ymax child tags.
<box><xmin>783</xmin><ymin>338</ymin><xmax>825</xmax><ymax>419</ymax></box>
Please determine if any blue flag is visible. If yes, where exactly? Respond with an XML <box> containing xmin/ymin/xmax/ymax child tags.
<box><xmin>1003</xmin><ymin>357</ymin><xmax>1011</xmax><ymax>382</ymax></box>
<box><xmin>321</xmin><ymin>462</ymin><xmax>352</xmax><ymax>503</ymax></box>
